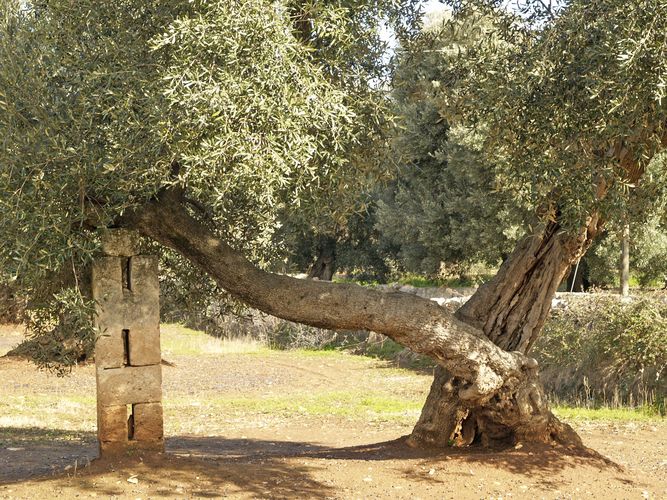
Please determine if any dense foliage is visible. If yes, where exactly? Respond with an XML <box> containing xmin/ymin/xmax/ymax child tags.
<box><xmin>536</xmin><ymin>294</ymin><xmax>666</xmax><ymax>409</ymax></box>
<box><xmin>0</xmin><ymin>0</ymin><xmax>420</xmax><ymax>370</ymax></box>
<box><xmin>282</xmin><ymin>9</ymin><xmax>528</xmax><ymax>280</ymax></box>
<box><xmin>375</xmin><ymin>10</ymin><xmax>527</xmax><ymax>276</ymax></box>
<box><xmin>430</xmin><ymin>0</ymin><xmax>667</xmax><ymax>228</ymax></box>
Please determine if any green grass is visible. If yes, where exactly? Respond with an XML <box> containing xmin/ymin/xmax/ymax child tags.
<box><xmin>0</xmin><ymin>394</ymin><xmax>97</xmax><ymax>434</ymax></box>
<box><xmin>161</xmin><ymin>323</ymin><xmax>269</xmax><ymax>356</ymax></box>
<box><xmin>165</xmin><ymin>391</ymin><xmax>423</xmax><ymax>423</ymax></box>
<box><xmin>361</xmin><ymin>338</ymin><xmax>436</xmax><ymax>371</ymax></box>
<box><xmin>397</xmin><ymin>274</ymin><xmax>493</xmax><ymax>288</ymax></box>
<box><xmin>288</xmin><ymin>347</ymin><xmax>349</xmax><ymax>358</ymax></box>
<box><xmin>553</xmin><ymin>405</ymin><xmax>664</xmax><ymax>421</ymax></box>
<box><xmin>164</xmin><ymin>392</ymin><xmax>666</xmax><ymax>425</ymax></box>
<box><xmin>332</xmin><ymin>276</ymin><xmax>381</xmax><ymax>287</ymax></box>
<box><xmin>333</xmin><ymin>273</ymin><xmax>490</xmax><ymax>288</ymax></box>
<box><xmin>397</xmin><ymin>275</ymin><xmax>448</xmax><ymax>288</ymax></box>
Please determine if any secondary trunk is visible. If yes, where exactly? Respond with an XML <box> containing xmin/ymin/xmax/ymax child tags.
<box><xmin>0</xmin><ymin>282</ymin><xmax>22</xmax><ymax>323</ymax></box>
<box><xmin>307</xmin><ymin>235</ymin><xmax>337</xmax><ymax>281</ymax></box>
<box><xmin>620</xmin><ymin>222</ymin><xmax>630</xmax><ymax>297</ymax></box>
<box><xmin>121</xmin><ymin>190</ymin><xmax>583</xmax><ymax>448</ymax></box>
<box><xmin>409</xmin><ymin>216</ymin><xmax>602</xmax><ymax>447</ymax></box>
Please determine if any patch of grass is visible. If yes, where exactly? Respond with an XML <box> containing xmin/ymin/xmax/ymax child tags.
<box><xmin>332</xmin><ymin>276</ymin><xmax>381</xmax><ymax>287</ymax></box>
<box><xmin>290</xmin><ymin>348</ymin><xmax>349</xmax><ymax>358</ymax></box>
<box><xmin>0</xmin><ymin>394</ymin><xmax>96</xmax><ymax>433</ymax></box>
<box><xmin>553</xmin><ymin>405</ymin><xmax>664</xmax><ymax>421</ymax></box>
<box><xmin>161</xmin><ymin>323</ymin><xmax>268</xmax><ymax>356</ymax></box>
<box><xmin>364</xmin><ymin>339</ymin><xmax>405</xmax><ymax>359</ymax></box>
<box><xmin>396</xmin><ymin>274</ymin><xmax>492</xmax><ymax>288</ymax></box>
<box><xmin>397</xmin><ymin>275</ymin><xmax>447</xmax><ymax>288</ymax></box>
<box><xmin>0</xmin><ymin>393</ymin><xmax>96</xmax><ymax>409</ymax></box>
<box><xmin>165</xmin><ymin>391</ymin><xmax>422</xmax><ymax>423</ymax></box>
<box><xmin>361</xmin><ymin>339</ymin><xmax>436</xmax><ymax>371</ymax></box>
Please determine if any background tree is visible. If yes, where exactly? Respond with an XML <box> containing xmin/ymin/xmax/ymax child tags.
<box><xmin>286</xmin><ymin>8</ymin><xmax>529</xmax><ymax>284</ymax></box>
<box><xmin>376</xmin><ymin>9</ymin><xmax>528</xmax><ymax>278</ymax></box>
<box><xmin>579</xmin><ymin>152</ymin><xmax>667</xmax><ymax>289</ymax></box>
<box><xmin>277</xmin><ymin>204</ymin><xmax>391</xmax><ymax>282</ymax></box>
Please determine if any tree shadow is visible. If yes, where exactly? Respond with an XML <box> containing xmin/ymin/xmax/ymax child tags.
<box><xmin>168</xmin><ymin>434</ymin><xmax>621</xmax><ymax>472</ymax></box>
<box><xmin>0</xmin><ymin>427</ymin><xmax>97</xmax><ymax>483</ymax></box>
<box><xmin>389</xmin><ymin>438</ymin><xmax>627</xmax><ymax>489</ymax></box>
<box><xmin>0</xmin><ymin>427</ymin><xmax>627</xmax><ymax>497</ymax></box>
<box><xmin>67</xmin><ymin>452</ymin><xmax>333</xmax><ymax>499</ymax></box>
<box><xmin>0</xmin><ymin>427</ymin><xmax>333</xmax><ymax>498</ymax></box>
<box><xmin>178</xmin><ymin>435</ymin><xmax>633</xmax><ymax>494</ymax></box>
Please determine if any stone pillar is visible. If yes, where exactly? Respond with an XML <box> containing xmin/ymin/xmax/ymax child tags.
<box><xmin>92</xmin><ymin>229</ymin><xmax>164</xmax><ymax>456</ymax></box>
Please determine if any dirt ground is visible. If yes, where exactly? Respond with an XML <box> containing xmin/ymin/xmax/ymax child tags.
<box><xmin>0</xmin><ymin>324</ymin><xmax>665</xmax><ymax>499</ymax></box>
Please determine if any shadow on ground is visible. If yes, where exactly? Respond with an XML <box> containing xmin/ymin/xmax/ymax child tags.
<box><xmin>167</xmin><ymin>434</ymin><xmax>621</xmax><ymax>476</ymax></box>
<box><xmin>1</xmin><ymin>426</ymin><xmax>622</xmax><ymax>497</ymax></box>
<box><xmin>0</xmin><ymin>427</ymin><xmax>98</xmax><ymax>483</ymax></box>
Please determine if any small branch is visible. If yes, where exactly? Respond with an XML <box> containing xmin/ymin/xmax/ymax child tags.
<box><xmin>536</xmin><ymin>0</ymin><xmax>554</xmax><ymax>19</ymax></box>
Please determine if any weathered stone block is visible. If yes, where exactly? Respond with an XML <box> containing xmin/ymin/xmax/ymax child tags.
<box><xmin>92</xmin><ymin>257</ymin><xmax>123</xmax><ymax>307</ymax></box>
<box><xmin>129</xmin><ymin>256</ymin><xmax>159</xmax><ymax>299</ymax></box>
<box><xmin>100</xmin><ymin>229</ymin><xmax>139</xmax><ymax>257</ymax></box>
<box><xmin>98</xmin><ymin>404</ymin><xmax>128</xmax><ymax>443</ymax></box>
<box><xmin>122</xmin><ymin>297</ymin><xmax>160</xmax><ymax>331</ymax></box>
<box><xmin>94</xmin><ymin>233</ymin><xmax>163</xmax><ymax>457</ymax></box>
<box><xmin>128</xmin><ymin>327</ymin><xmax>161</xmax><ymax>366</ymax></box>
<box><xmin>94</xmin><ymin>331</ymin><xmax>126</xmax><ymax>370</ymax></box>
<box><xmin>97</xmin><ymin>365</ymin><xmax>162</xmax><ymax>406</ymax></box>
<box><xmin>133</xmin><ymin>402</ymin><xmax>164</xmax><ymax>442</ymax></box>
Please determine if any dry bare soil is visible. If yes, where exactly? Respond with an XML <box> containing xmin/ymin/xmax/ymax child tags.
<box><xmin>0</xmin><ymin>323</ymin><xmax>665</xmax><ymax>499</ymax></box>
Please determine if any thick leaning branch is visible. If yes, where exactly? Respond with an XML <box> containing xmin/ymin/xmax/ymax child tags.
<box><xmin>121</xmin><ymin>191</ymin><xmax>535</xmax><ymax>405</ymax></box>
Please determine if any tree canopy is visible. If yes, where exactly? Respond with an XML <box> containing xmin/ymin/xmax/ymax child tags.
<box><xmin>0</xmin><ymin>0</ymin><xmax>422</xmax><ymax>369</ymax></box>
<box><xmin>430</xmin><ymin>0</ymin><xmax>667</xmax><ymax>226</ymax></box>
<box><xmin>375</xmin><ymin>9</ymin><xmax>526</xmax><ymax>277</ymax></box>
<box><xmin>0</xmin><ymin>0</ymin><xmax>420</xmax><ymax>274</ymax></box>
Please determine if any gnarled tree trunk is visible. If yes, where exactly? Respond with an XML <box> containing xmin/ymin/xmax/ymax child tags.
<box><xmin>409</xmin><ymin>216</ymin><xmax>603</xmax><ymax>447</ymax></box>
<box><xmin>409</xmin><ymin>130</ymin><xmax>665</xmax><ymax>448</ymax></box>
<box><xmin>120</xmin><ymin>190</ymin><xmax>584</xmax><ymax>449</ymax></box>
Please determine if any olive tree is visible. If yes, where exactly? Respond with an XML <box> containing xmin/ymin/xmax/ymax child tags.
<box><xmin>406</xmin><ymin>0</ymin><xmax>667</xmax><ymax>446</ymax></box>
<box><xmin>2</xmin><ymin>0</ymin><xmax>666</xmax><ymax>449</ymax></box>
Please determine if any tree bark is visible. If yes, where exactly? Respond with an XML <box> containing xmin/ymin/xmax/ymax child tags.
<box><xmin>121</xmin><ymin>190</ymin><xmax>582</xmax><ymax>448</ymax></box>
<box><xmin>620</xmin><ymin>222</ymin><xmax>630</xmax><ymax>297</ymax></box>
<box><xmin>409</xmin><ymin>216</ymin><xmax>602</xmax><ymax>447</ymax></box>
